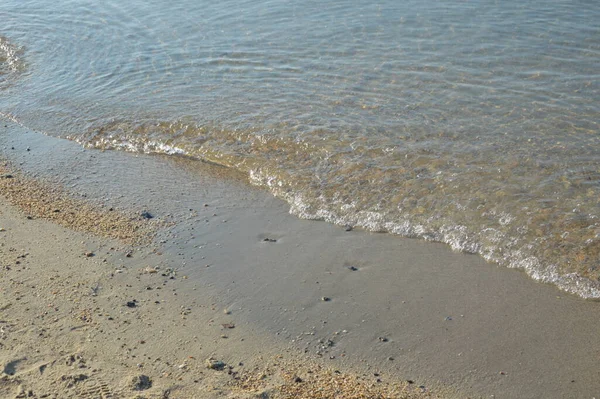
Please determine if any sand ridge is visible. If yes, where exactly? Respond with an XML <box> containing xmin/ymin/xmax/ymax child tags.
<box><xmin>0</xmin><ymin>161</ymin><xmax>157</xmax><ymax>245</ymax></box>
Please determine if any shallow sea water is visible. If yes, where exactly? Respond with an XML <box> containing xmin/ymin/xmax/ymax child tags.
<box><xmin>1</xmin><ymin>0</ymin><xmax>599</xmax><ymax>296</ymax></box>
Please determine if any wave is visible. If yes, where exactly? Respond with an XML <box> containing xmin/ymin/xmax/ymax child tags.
<box><xmin>69</xmin><ymin>118</ymin><xmax>600</xmax><ymax>299</ymax></box>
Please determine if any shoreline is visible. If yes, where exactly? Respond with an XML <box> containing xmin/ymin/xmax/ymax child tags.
<box><xmin>0</xmin><ymin>169</ymin><xmax>434</xmax><ymax>398</ymax></box>
<box><xmin>1</xmin><ymin>123</ymin><xmax>600</xmax><ymax>398</ymax></box>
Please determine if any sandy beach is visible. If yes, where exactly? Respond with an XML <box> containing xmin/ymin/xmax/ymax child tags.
<box><xmin>1</xmin><ymin>123</ymin><xmax>600</xmax><ymax>398</ymax></box>
<box><xmin>0</xmin><ymin>165</ymin><xmax>433</xmax><ymax>398</ymax></box>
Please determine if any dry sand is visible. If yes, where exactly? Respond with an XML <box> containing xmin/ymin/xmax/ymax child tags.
<box><xmin>1</xmin><ymin>123</ymin><xmax>600</xmax><ymax>398</ymax></box>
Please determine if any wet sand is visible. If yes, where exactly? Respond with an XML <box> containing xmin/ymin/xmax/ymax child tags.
<box><xmin>1</xmin><ymin>122</ymin><xmax>600</xmax><ymax>398</ymax></box>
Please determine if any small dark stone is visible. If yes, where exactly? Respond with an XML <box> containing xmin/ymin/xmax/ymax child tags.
<box><xmin>407</xmin><ymin>380</ymin><xmax>414</xmax><ymax>384</ymax></box>
<box><xmin>130</xmin><ymin>374</ymin><xmax>152</xmax><ymax>391</ymax></box>
<box><xmin>263</xmin><ymin>238</ymin><xmax>277</xmax><ymax>242</ymax></box>
<box><xmin>344</xmin><ymin>225</ymin><xmax>353</xmax><ymax>231</ymax></box>
<box><xmin>347</xmin><ymin>266</ymin><xmax>358</xmax><ymax>271</ymax></box>
<box><xmin>85</xmin><ymin>252</ymin><xmax>94</xmax><ymax>257</ymax></box>
<box><xmin>321</xmin><ymin>297</ymin><xmax>331</xmax><ymax>302</ymax></box>
<box><xmin>140</xmin><ymin>211</ymin><xmax>153</xmax><ymax>219</ymax></box>
<box><xmin>126</xmin><ymin>301</ymin><xmax>137</xmax><ymax>308</ymax></box>
<box><xmin>72</xmin><ymin>374</ymin><xmax>88</xmax><ymax>383</ymax></box>
<box><xmin>1</xmin><ymin>174</ymin><xmax>13</xmax><ymax>178</ymax></box>
<box><xmin>378</xmin><ymin>337</ymin><xmax>388</xmax><ymax>342</ymax></box>
<box><xmin>294</xmin><ymin>376</ymin><xmax>303</xmax><ymax>383</ymax></box>
<box><xmin>205</xmin><ymin>358</ymin><xmax>226</xmax><ymax>370</ymax></box>
<box><xmin>26</xmin><ymin>216</ymin><xmax>33</xmax><ymax>220</ymax></box>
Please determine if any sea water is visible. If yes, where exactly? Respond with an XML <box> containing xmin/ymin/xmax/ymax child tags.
<box><xmin>1</xmin><ymin>0</ymin><xmax>599</xmax><ymax>297</ymax></box>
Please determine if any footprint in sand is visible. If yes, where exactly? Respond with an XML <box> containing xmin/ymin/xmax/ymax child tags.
<box><xmin>75</xmin><ymin>378</ymin><xmax>116</xmax><ymax>399</ymax></box>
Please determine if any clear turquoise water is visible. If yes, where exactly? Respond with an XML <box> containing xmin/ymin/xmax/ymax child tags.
<box><xmin>1</xmin><ymin>0</ymin><xmax>599</xmax><ymax>296</ymax></box>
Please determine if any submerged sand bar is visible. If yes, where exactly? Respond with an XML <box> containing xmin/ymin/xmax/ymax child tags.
<box><xmin>1</xmin><ymin>122</ymin><xmax>600</xmax><ymax>398</ymax></box>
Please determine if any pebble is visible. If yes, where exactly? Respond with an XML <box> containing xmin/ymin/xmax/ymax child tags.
<box><xmin>130</xmin><ymin>374</ymin><xmax>152</xmax><ymax>391</ymax></box>
<box><xmin>321</xmin><ymin>297</ymin><xmax>331</xmax><ymax>302</ymax></box>
<box><xmin>126</xmin><ymin>301</ymin><xmax>137</xmax><ymax>308</ymax></box>
<box><xmin>378</xmin><ymin>337</ymin><xmax>388</xmax><ymax>342</ymax></box>
<box><xmin>344</xmin><ymin>225</ymin><xmax>353</xmax><ymax>231</ymax></box>
<box><xmin>205</xmin><ymin>358</ymin><xmax>226</xmax><ymax>370</ymax></box>
<box><xmin>347</xmin><ymin>266</ymin><xmax>358</xmax><ymax>271</ymax></box>
<box><xmin>140</xmin><ymin>211</ymin><xmax>153</xmax><ymax>219</ymax></box>
<box><xmin>144</xmin><ymin>266</ymin><xmax>158</xmax><ymax>274</ymax></box>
